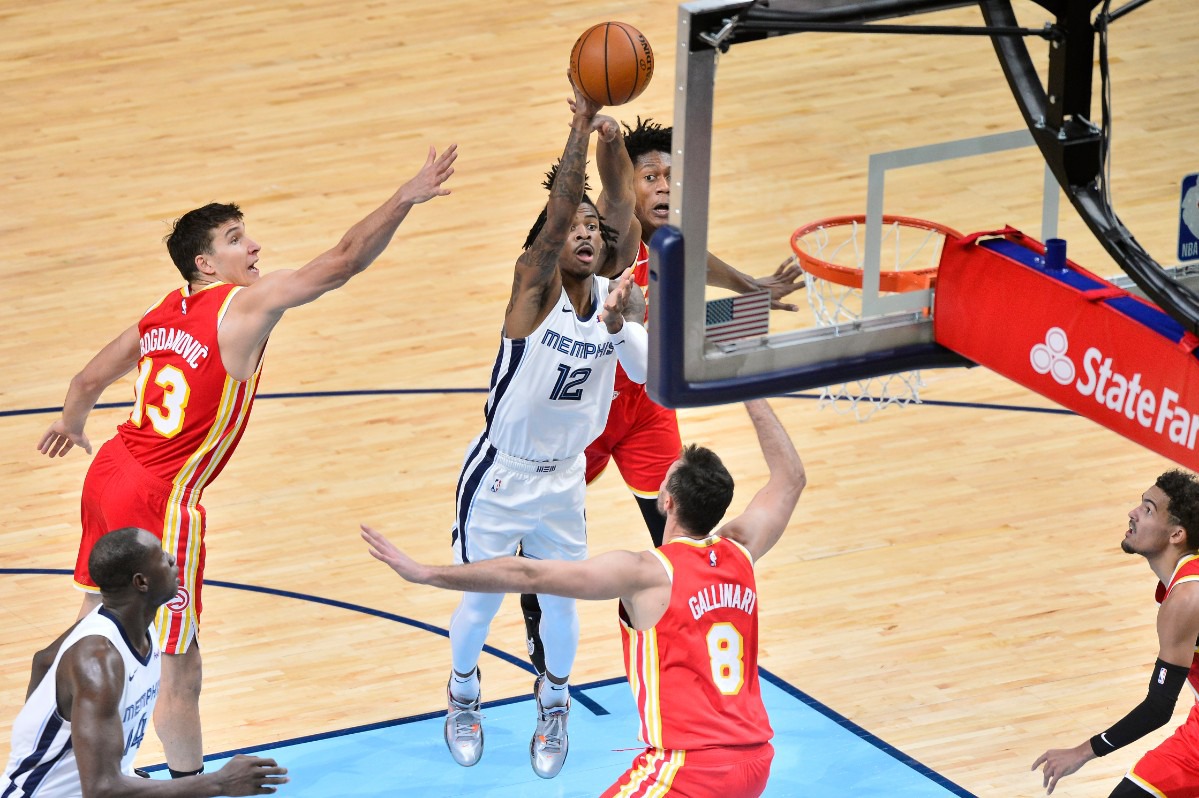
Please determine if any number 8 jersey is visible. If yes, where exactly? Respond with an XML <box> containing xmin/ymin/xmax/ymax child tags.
<box><xmin>119</xmin><ymin>282</ymin><xmax>263</xmax><ymax>489</ymax></box>
<box><xmin>621</xmin><ymin>535</ymin><xmax>773</xmax><ymax>751</ymax></box>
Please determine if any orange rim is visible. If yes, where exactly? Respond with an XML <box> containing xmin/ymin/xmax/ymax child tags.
<box><xmin>790</xmin><ymin>215</ymin><xmax>962</xmax><ymax>293</ymax></box>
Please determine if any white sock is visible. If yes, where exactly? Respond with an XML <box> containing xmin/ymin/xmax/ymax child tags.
<box><xmin>450</xmin><ymin>668</ymin><xmax>480</xmax><ymax>704</ymax></box>
<box><xmin>539</xmin><ymin>676</ymin><xmax>569</xmax><ymax>709</ymax></box>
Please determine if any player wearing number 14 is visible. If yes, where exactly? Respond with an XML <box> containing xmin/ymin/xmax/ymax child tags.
<box><xmin>36</xmin><ymin>144</ymin><xmax>456</xmax><ymax>777</ymax></box>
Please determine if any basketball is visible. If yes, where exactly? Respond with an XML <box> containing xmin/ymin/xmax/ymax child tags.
<box><xmin>569</xmin><ymin>22</ymin><xmax>654</xmax><ymax>106</ymax></box>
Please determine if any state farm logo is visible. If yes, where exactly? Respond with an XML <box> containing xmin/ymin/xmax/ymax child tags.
<box><xmin>1028</xmin><ymin>326</ymin><xmax>1199</xmax><ymax>450</ymax></box>
<box><xmin>165</xmin><ymin>586</ymin><xmax>190</xmax><ymax>613</ymax></box>
<box><xmin>1030</xmin><ymin>327</ymin><xmax>1075</xmax><ymax>385</ymax></box>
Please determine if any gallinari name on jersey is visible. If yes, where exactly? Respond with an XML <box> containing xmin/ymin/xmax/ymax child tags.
<box><xmin>140</xmin><ymin>326</ymin><xmax>211</xmax><ymax>369</ymax></box>
<box><xmin>541</xmin><ymin>329</ymin><xmax>615</xmax><ymax>360</ymax></box>
<box><xmin>689</xmin><ymin>581</ymin><xmax>757</xmax><ymax>620</ymax></box>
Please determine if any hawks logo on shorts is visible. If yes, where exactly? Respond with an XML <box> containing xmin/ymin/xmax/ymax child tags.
<box><xmin>166</xmin><ymin>586</ymin><xmax>191</xmax><ymax>613</ymax></box>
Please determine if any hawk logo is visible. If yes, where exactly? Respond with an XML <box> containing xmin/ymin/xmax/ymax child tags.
<box><xmin>1030</xmin><ymin>327</ymin><xmax>1076</xmax><ymax>386</ymax></box>
<box><xmin>166</xmin><ymin>586</ymin><xmax>191</xmax><ymax>613</ymax></box>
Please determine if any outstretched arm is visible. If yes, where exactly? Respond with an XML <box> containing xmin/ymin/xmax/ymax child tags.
<box><xmin>65</xmin><ymin>637</ymin><xmax>289</xmax><ymax>797</ymax></box>
<box><xmin>38</xmin><ymin>324</ymin><xmax>142</xmax><ymax>458</ymax></box>
<box><xmin>217</xmin><ymin>144</ymin><xmax>457</xmax><ymax>378</ymax></box>
<box><xmin>716</xmin><ymin>399</ymin><xmax>805</xmax><ymax>561</ymax></box>
<box><xmin>361</xmin><ymin>524</ymin><xmax>662</xmax><ymax>602</ymax></box>
<box><xmin>706</xmin><ymin>252</ymin><xmax>805</xmax><ymax>312</ymax></box>
<box><xmin>504</xmin><ymin>82</ymin><xmax>602</xmax><ymax>340</ymax></box>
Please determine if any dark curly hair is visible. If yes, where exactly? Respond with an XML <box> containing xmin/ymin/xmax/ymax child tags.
<box><xmin>522</xmin><ymin>160</ymin><xmax>617</xmax><ymax>251</ymax></box>
<box><xmin>1156</xmin><ymin>470</ymin><xmax>1199</xmax><ymax>548</ymax></box>
<box><xmin>622</xmin><ymin>117</ymin><xmax>671</xmax><ymax>165</ymax></box>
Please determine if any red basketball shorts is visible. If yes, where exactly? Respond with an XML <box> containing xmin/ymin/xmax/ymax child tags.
<box><xmin>1128</xmin><ymin>702</ymin><xmax>1199</xmax><ymax>797</ymax></box>
<box><xmin>75</xmin><ymin>437</ymin><xmax>206</xmax><ymax>655</ymax></box>
<box><xmin>601</xmin><ymin>743</ymin><xmax>773</xmax><ymax>798</ymax></box>
<box><xmin>586</xmin><ymin>383</ymin><xmax>681</xmax><ymax>496</ymax></box>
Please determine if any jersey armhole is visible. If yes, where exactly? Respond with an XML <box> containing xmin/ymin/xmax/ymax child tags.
<box><xmin>649</xmin><ymin>548</ymin><xmax>673</xmax><ymax>583</ymax></box>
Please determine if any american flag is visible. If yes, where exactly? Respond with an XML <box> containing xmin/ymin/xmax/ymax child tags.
<box><xmin>704</xmin><ymin>290</ymin><xmax>770</xmax><ymax>343</ymax></box>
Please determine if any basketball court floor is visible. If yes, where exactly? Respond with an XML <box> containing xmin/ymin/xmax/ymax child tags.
<box><xmin>2</xmin><ymin>1</ymin><xmax>1196</xmax><ymax>797</ymax></box>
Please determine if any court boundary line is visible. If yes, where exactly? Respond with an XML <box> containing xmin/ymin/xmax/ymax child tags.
<box><xmin>0</xmin><ymin>388</ymin><xmax>1074</xmax><ymax>419</ymax></box>
<box><xmin>2</xmin><ymin>570</ymin><xmax>975</xmax><ymax>794</ymax></box>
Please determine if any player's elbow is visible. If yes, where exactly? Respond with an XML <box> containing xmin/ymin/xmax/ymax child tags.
<box><xmin>81</xmin><ymin>773</ymin><xmax>129</xmax><ymax>798</ymax></box>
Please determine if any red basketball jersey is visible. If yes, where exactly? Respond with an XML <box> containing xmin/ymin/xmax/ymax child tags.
<box><xmin>621</xmin><ymin>535</ymin><xmax>773</xmax><ymax>750</ymax></box>
<box><xmin>1155</xmin><ymin>552</ymin><xmax>1199</xmax><ymax>694</ymax></box>
<box><xmin>613</xmin><ymin>240</ymin><xmax>651</xmax><ymax>394</ymax></box>
<box><xmin>117</xmin><ymin>283</ymin><xmax>263</xmax><ymax>491</ymax></box>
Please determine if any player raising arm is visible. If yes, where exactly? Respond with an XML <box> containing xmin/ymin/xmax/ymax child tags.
<box><xmin>35</xmin><ymin>144</ymin><xmax>455</xmax><ymax>778</ymax></box>
<box><xmin>364</xmin><ymin>398</ymin><xmax>805</xmax><ymax>796</ymax></box>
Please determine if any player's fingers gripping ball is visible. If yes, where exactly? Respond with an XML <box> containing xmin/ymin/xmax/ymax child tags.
<box><xmin>569</xmin><ymin>22</ymin><xmax>654</xmax><ymax>106</ymax></box>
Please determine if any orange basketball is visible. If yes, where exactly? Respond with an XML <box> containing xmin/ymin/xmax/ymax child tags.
<box><xmin>569</xmin><ymin>22</ymin><xmax>654</xmax><ymax>106</ymax></box>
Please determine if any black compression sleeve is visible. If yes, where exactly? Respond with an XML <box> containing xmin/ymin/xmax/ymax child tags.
<box><xmin>1089</xmin><ymin>658</ymin><xmax>1189</xmax><ymax>757</ymax></box>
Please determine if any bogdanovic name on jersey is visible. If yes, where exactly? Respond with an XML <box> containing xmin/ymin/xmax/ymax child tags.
<box><xmin>540</xmin><ymin>329</ymin><xmax>615</xmax><ymax>360</ymax></box>
<box><xmin>140</xmin><ymin>327</ymin><xmax>211</xmax><ymax>369</ymax></box>
<box><xmin>688</xmin><ymin>582</ymin><xmax>757</xmax><ymax>621</ymax></box>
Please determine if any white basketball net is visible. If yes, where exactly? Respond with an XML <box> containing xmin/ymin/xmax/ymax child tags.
<box><xmin>795</xmin><ymin>218</ymin><xmax>946</xmax><ymax>421</ymax></box>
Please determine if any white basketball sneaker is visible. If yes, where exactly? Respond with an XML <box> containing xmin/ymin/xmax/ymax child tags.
<box><xmin>444</xmin><ymin>677</ymin><xmax>484</xmax><ymax>767</ymax></box>
<box><xmin>529</xmin><ymin>675</ymin><xmax>570</xmax><ymax>779</ymax></box>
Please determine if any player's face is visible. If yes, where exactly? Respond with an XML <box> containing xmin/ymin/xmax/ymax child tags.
<box><xmin>558</xmin><ymin>204</ymin><xmax>604</xmax><ymax>279</ymax></box>
<box><xmin>1123</xmin><ymin>485</ymin><xmax>1179</xmax><ymax>555</ymax></box>
<box><xmin>136</xmin><ymin>530</ymin><xmax>180</xmax><ymax>606</ymax></box>
<box><xmin>200</xmin><ymin>219</ymin><xmax>261</xmax><ymax>286</ymax></box>
<box><xmin>633</xmin><ymin>151</ymin><xmax>671</xmax><ymax>237</ymax></box>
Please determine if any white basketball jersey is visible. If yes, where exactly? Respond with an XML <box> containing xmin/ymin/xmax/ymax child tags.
<box><xmin>483</xmin><ymin>277</ymin><xmax>618</xmax><ymax>461</ymax></box>
<box><xmin>2</xmin><ymin>606</ymin><xmax>161</xmax><ymax>797</ymax></box>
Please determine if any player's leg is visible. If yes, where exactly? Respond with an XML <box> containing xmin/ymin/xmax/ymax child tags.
<box><xmin>612</xmin><ymin>398</ymin><xmax>680</xmax><ymax>548</ymax></box>
<box><xmin>1107</xmin><ymin>780</ymin><xmax>1154</xmax><ymax>797</ymax></box>
<box><xmin>154</xmin><ymin>645</ymin><xmax>204</xmax><ymax>775</ymax></box>
<box><xmin>522</xmin><ymin>460</ymin><xmax>588</xmax><ymax>780</ymax></box>
<box><xmin>520</xmin><ymin>591</ymin><xmax>547</xmax><ymax>675</ymax></box>
<box><xmin>522</xmin><ymin>435</ymin><xmax>618</xmax><ymax>676</ymax></box>
<box><xmin>634</xmin><ymin>496</ymin><xmax>667</xmax><ymax>549</ymax></box>
<box><xmin>445</xmin><ymin>451</ymin><xmax>526</xmax><ymax>766</ymax></box>
<box><xmin>153</xmin><ymin>497</ymin><xmax>207</xmax><ymax>774</ymax></box>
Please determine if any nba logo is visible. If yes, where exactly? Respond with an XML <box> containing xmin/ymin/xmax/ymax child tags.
<box><xmin>1180</xmin><ymin>173</ymin><xmax>1199</xmax><ymax>262</ymax></box>
<box><xmin>709</xmin><ymin>550</ymin><xmax>717</xmax><ymax>567</ymax></box>
<box><xmin>490</xmin><ymin>478</ymin><xmax>502</xmax><ymax>493</ymax></box>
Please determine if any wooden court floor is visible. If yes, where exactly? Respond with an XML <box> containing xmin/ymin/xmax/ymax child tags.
<box><xmin>2</xmin><ymin>2</ymin><xmax>1196</xmax><ymax>795</ymax></box>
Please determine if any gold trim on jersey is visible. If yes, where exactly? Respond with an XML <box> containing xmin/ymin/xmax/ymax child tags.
<box><xmin>612</xmin><ymin>748</ymin><xmax>685</xmax><ymax>797</ymax></box>
<box><xmin>628</xmin><ymin>626</ymin><xmax>664</xmax><ymax>748</ymax></box>
<box><xmin>1126</xmin><ymin>768</ymin><xmax>1169</xmax><ymax>798</ymax></box>
<box><xmin>1168</xmin><ymin>553</ymin><xmax>1199</xmax><ymax>587</ymax></box>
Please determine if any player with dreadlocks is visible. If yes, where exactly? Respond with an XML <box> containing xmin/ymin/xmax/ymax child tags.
<box><xmin>520</xmin><ymin>117</ymin><xmax>804</xmax><ymax>676</ymax></box>
<box><xmin>438</xmin><ymin>85</ymin><xmax>645</xmax><ymax>778</ymax></box>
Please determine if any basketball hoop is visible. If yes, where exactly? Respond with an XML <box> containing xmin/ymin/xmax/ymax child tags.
<box><xmin>791</xmin><ymin>214</ymin><xmax>962</xmax><ymax>420</ymax></box>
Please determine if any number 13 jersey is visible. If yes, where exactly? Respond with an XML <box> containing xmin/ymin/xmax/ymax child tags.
<box><xmin>621</xmin><ymin>535</ymin><xmax>774</xmax><ymax>751</ymax></box>
<box><xmin>118</xmin><ymin>282</ymin><xmax>263</xmax><ymax>490</ymax></box>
